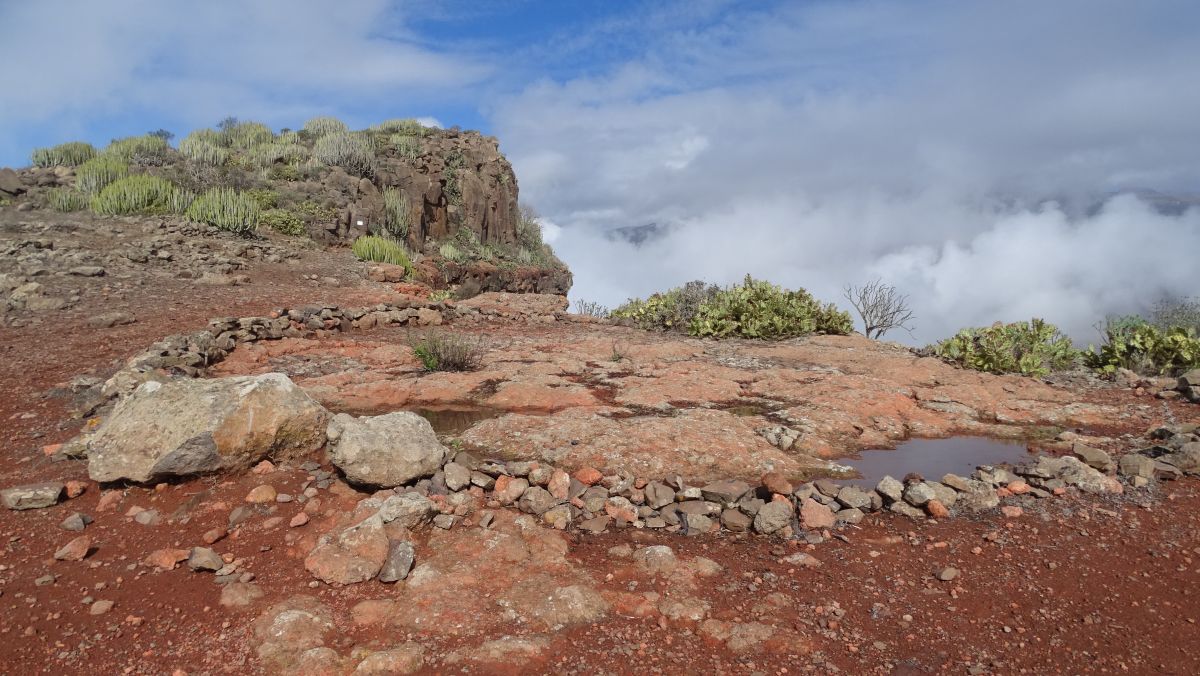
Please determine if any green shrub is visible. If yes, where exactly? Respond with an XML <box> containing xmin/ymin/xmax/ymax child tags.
<box><xmin>296</xmin><ymin>200</ymin><xmax>339</xmax><ymax>223</ymax></box>
<box><xmin>1086</xmin><ymin>321</ymin><xmax>1200</xmax><ymax>376</ymax></box>
<box><xmin>245</xmin><ymin>188</ymin><xmax>279</xmax><ymax>210</ymax></box>
<box><xmin>689</xmin><ymin>276</ymin><xmax>853</xmax><ymax>339</ymax></box>
<box><xmin>179</xmin><ymin>132</ymin><xmax>229</xmax><ymax>166</ymax></box>
<box><xmin>186</xmin><ymin>188</ymin><xmax>260</xmax><ymax>234</ymax></box>
<box><xmin>352</xmin><ymin>235</ymin><xmax>412</xmax><ymax>271</ymax></box>
<box><xmin>260</xmin><ymin>208</ymin><xmax>306</xmax><ymax>236</ymax></box>
<box><xmin>91</xmin><ymin>175</ymin><xmax>184</xmax><ymax>216</ymax></box>
<box><xmin>930</xmin><ymin>319</ymin><xmax>1078</xmax><ymax>377</ymax></box>
<box><xmin>46</xmin><ymin>187</ymin><xmax>89</xmax><ymax>212</ymax></box>
<box><xmin>104</xmin><ymin>135</ymin><xmax>171</xmax><ymax>164</ymax></box>
<box><xmin>613</xmin><ymin>281</ymin><xmax>720</xmax><ymax>331</ymax></box>
<box><xmin>169</xmin><ymin>188</ymin><xmax>196</xmax><ymax>214</ymax></box>
<box><xmin>439</xmin><ymin>242</ymin><xmax>466</xmax><ymax>263</ymax></box>
<box><xmin>220</xmin><ymin>121</ymin><xmax>274</xmax><ymax>150</ymax></box>
<box><xmin>382</xmin><ymin>188</ymin><xmax>410</xmax><ymax>241</ymax></box>
<box><xmin>410</xmin><ymin>332</ymin><xmax>484</xmax><ymax>372</ymax></box>
<box><xmin>313</xmin><ymin>132</ymin><xmax>375</xmax><ymax>177</ymax></box>
<box><xmin>30</xmin><ymin>142</ymin><xmax>96</xmax><ymax>167</ymax></box>
<box><xmin>75</xmin><ymin>156</ymin><xmax>130</xmax><ymax>194</ymax></box>
<box><xmin>391</xmin><ymin>134</ymin><xmax>421</xmax><ymax>161</ymax></box>
<box><xmin>268</xmin><ymin>164</ymin><xmax>302</xmax><ymax>182</ymax></box>
<box><xmin>246</xmin><ymin>141</ymin><xmax>309</xmax><ymax>169</ymax></box>
<box><xmin>443</xmin><ymin>150</ymin><xmax>466</xmax><ymax>206</ymax></box>
<box><xmin>303</xmin><ymin>116</ymin><xmax>348</xmax><ymax>137</ymax></box>
<box><xmin>374</xmin><ymin>118</ymin><xmax>425</xmax><ymax>135</ymax></box>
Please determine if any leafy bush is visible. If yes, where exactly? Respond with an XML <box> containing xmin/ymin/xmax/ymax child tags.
<box><xmin>104</xmin><ymin>135</ymin><xmax>171</xmax><ymax>164</ymax></box>
<box><xmin>260</xmin><ymin>209</ymin><xmax>306</xmax><ymax>236</ymax></box>
<box><xmin>352</xmin><ymin>235</ymin><xmax>412</xmax><ymax>271</ymax></box>
<box><xmin>613</xmin><ymin>281</ymin><xmax>720</xmax><ymax>331</ymax></box>
<box><xmin>91</xmin><ymin>175</ymin><xmax>185</xmax><ymax>216</ymax></box>
<box><xmin>245</xmin><ymin>188</ymin><xmax>279</xmax><ymax>210</ymax></box>
<box><xmin>690</xmin><ymin>276</ymin><xmax>854</xmax><ymax>339</ymax></box>
<box><xmin>268</xmin><ymin>164</ymin><xmax>303</xmax><ymax>182</ymax></box>
<box><xmin>220</xmin><ymin>121</ymin><xmax>274</xmax><ymax>150</ymax></box>
<box><xmin>443</xmin><ymin>150</ymin><xmax>466</xmax><ymax>206</ymax></box>
<box><xmin>382</xmin><ymin>188</ymin><xmax>410</xmax><ymax>241</ymax></box>
<box><xmin>186</xmin><ymin>188</ymin><xmax>260</xmax><ymax>234</ymax></box>
<box><xmin>303</xmin><ymin>116</ymin><xmax>348</xmax><ymax>137</ymax></box>
<box><xmin>46</xmin><ymin>187</ymin><xmax>89</xmax><ymax>212</ymax></box>
<box><xmin>313</xmin><ymin>132</ymin><xmax>375</xmax><ymax>177</ymax></box>
<box><xmin>75</xmin><ymin>156</ymin><xmax>129</xmax><ymax>194</ymax></box>
<box><xmin>410</xmin><ymin>332</ymin><xmax>484</xmax><ymax>372</ymax></box>
<box><xmin>179</xmin><ymin>132</ymin><xmax>229</xmax><ymax>166</ymax></box>
<box><xmin>930</xmin><ymin>319</ymin><xmax>1078</xmax><ymax>377</ymax></box>
<box><xmin>31</xmin><ymin>142</ymin><xmax>96</xmax><ymax>167</ymax></box>
<box><xmin>296</xmin><ymin>200</ymin><xmax>339</xmax><ymax>223</ymax></box>
<box><xmin>1086</xmin><ymin>321</ymin><xmax>1200</xmax><ymax>376</ymax></box>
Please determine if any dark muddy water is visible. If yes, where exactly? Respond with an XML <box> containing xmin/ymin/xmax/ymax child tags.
<box><xmin>842</xmin><ymin>436</ymin><xmax>1035</xmax><ymax>487</ymax></box>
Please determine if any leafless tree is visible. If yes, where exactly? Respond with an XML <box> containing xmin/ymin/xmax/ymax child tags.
<box><xmin>843</xmin><ymin>279</ymin><xmax>915</xmax><ymax>339</ymax></box>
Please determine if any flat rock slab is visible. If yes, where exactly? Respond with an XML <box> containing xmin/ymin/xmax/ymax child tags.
<box><xmin>2</xmin><ymin>482</ymin><xmax>64</xmax><ymax>510</ymax></box>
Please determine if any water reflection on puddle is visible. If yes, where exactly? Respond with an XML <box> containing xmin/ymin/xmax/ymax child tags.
<box><xmin>842</xmin><ymin>436</ymin><xmax>1034</xmax><ymax>487</ymax></box>
<box><xmin>409</xmin><ymin>407</ymin><xmax>505</xmax><ymax>436</ymax></box>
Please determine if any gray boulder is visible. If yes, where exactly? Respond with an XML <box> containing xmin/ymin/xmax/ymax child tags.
<box><xmin>1</xmin><ymin>482</ymin><xmax>63</xmax><ymax>510</ymax></box>
<box><xmin>1072</xmin><ymin>443</ymin><xmax>1115</xmax><ymax>473</ymax></box>
<box><xmin>87</xmin><ymin>374</ymin><xmax>328</xmax><ymax>483</ymax></box>
<box><xmin>326</xmin><ymin>412</ymin><xmax>449</xmax><ymax>487</ymax></box>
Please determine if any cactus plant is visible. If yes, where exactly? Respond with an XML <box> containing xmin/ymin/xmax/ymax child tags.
<box><xmin>75</xmin><ymin>156</ymin><xmax>129</xmax><ymax>194</ymax></box>
<box><xmin>382</xmin><ymin>188</ymin><xmax>411</xmax><ymax>241</ymax></box>
<box><xmin>90</xmin><ymin>175</ymin><xmax>184</xmax><ymax>216</ymax></box>
<box><xmin>46</xmin><ymin>187</ymin><xmax>89</xmax><ymax>212</ymax></box>
<box><xmin>313</xmin><ymin>131</ymin><xmax>376</xmax><ymax>177</ymax></box>
<box><xmin>352</xmin><ymin>235</ymin><xmax>412</xmax><ymax>271</ymax></box>
<box><xmin>303</xmin><ymin>116</ymin><xmax>349</xmax><ymax>137</ymax></box>
<box><xmin>30</xmin><ymin>142</ymin><xmax>96</xmax><ymax>167</ymax></box>
<box><xmin>186</xmin><ymin>188</ymin><xmax>260</xmax><ymax>235</ymax></box>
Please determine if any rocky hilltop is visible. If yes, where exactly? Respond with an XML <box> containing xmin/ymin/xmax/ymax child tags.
<box><xmin>0</xmin><ymin>118</ymin><xmax>571</xmax><ymax>296</ymax></box>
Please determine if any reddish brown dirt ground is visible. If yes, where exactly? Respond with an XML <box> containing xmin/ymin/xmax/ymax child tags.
<box><xmin>2</xmin><ymin>247</ymin><xmax>1200</xmax><ymax>674</ymax></box>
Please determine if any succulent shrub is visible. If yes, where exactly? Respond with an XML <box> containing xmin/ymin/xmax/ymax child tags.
<box><xmin>303</xmin><ymin>116</ymin><xmax>348</xmax><ymax>137</ymax></box>
<box><xmin>90</xmin><ymin>175</ymin><xmax>186</xmax><ymax>216</ymax></box>
<box><xmin>30</xmin><ymin>142</ymin><xmax>96</xmax><ymax>167</ymax></box>
<box><xmin>296</xmin><ymin>200</ymin><xmax>339</xmax><ymax>223</ymax></box>
<box><xmin>409</xmin><ymin>332</ymin><xmax>484</xmax><ymax>372</ymax></box>
<box><xmin>246</xmin><ymin>141</ymin><xmax>309</xmax><ymax>169</ymax></box>
<box><xmin>179</xmin><ymin>132</ymin><xmax>229</xmax><ymax>167</ymax></box>
<box><xmin>352</xmin><ymin>234</ymin><xmax>412</xmax><ymax>271</ymax></box>
<box><xmin>313</xmin><ymin>131</ymin><xmax>376</xmax><ymax>177</ymax></box>
<box><xmin>103</xmin><ymin>135</ymin><xmax>171</xmax><ymax>164</ymax></box>
<box><xmin>260</xmin><ymin>208</ymin><xmax>306</xmax><ymax>236</ymax></box>
<box><xmin>382</xmin><ymin>188</ymin><xmax>410</xmax><ymax>241</ymax></box>
<box><xmin>690</xmin><ymin>276</ymin><xmax>854</xmax><ymax>339</ymax></box>
<box><xmin>374</xmin><ymin>118</ymin><xmax>426</xmax><ymax>135</ymax></box>
<box><xmin>390</xmin><ymin>134</ymin><xmax>421</xmax><ymax>161</ymax></box>
<box><xmin>75</xmin><ymin>156</ymin><xmax>130</xmax><ymax>194</ymax></box>
<box><xmin>443</xmin><ymin>150</ymin><xmax>466</xmax><ymax>206</ymax></box>
<box><xmin>186</xmin><ymin>188</ymin><xmax>260</xmax><ymax>235</ymax></box>
<box><xmin>46</xmin><ymin>187</ymin><xmax>89</xmax><ymax>212</ymax></box>
<box><xmin>930</xmin><ymin>318</ymin><xmax>1078</xmax><ymax>377</ymax></box>
<box><xmin>1086</xmin><ymin>320</ymin><xmax>1200</xmax><ymax>376</ymax></box>
<box><xmin>613</xmin><ymin>281</ymin><xmax>721</xmax><ymax>331</ymax></box>
<box><xmin>220</xmin><ymin>121</ymin><xmax>274</xmax><ymax>150</ymax></box>
<box><xmin>439</xmin><ymin>242</ymin><xmax>466</xmax><ymax>263</ymax></box>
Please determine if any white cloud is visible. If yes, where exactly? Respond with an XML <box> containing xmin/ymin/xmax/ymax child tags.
<box><xmin>494</xmin><ymin>1</ymin><xmax>1200</xmax><ymax>342</ymax></box>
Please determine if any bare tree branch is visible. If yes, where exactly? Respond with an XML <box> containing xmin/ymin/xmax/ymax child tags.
<box><xmin>843</xmin><ymin>279</ymin><xmax>916</xmax><ymax>340</ymax></box>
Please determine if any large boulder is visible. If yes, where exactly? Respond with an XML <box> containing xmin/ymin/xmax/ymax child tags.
<box><xmin>87</xmin><ymin>374</ymin><xmax>328</xmax><ymax>483</ymax></box>
<box><xmin>326</xmin><ymin>412</ymin><xmax>449</xmax><ymax>487</ymax></box>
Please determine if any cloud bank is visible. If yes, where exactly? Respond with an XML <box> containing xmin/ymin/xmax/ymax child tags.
<box><xmin>496</xmin><ymin>0</ymin><xmax>1200</xmax><ymax>343</ymax></box>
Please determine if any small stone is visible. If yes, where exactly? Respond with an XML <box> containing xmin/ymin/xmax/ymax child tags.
<box><xmin>926</xmin><ymin>499</ymin><xmax>950</xmax><ymax>519</ymax></box>
<box><xmin>64</xmin><ymin>481</ymin><xmax>87</xmax><ymax>499</ymax></box>
<box><xmin>144</xmin><ymin>548</ymin><xmax>190</xmax><ymax>570</ymax></box>
<box><xmin>378</xmin><ymin>540</ymin><xmax>416</xmax><ymax>583</ymax></box>
<box><xmin>60</xmin><ymin>513</ymin><xmax>90</xmax><ymax>532</ymax></box>
<box><xmin>1</xmin><ymin>482</ymin><xmax>64</xmax><ymax>510</ymax></box>
<box><xmin>542</xmin><ymin>504</ymin><xmax>573</xmax><ymax>530</ymax></box>
<box><xmin>548</xmin><ymin>469</ymin><xmax>571</xmax><ymax>499</ymax></box>
<box><xmin>290</xmin><ymin>512</ymin><xmax>309</xmax><ymax>527</ymax></box>
<box><xmin>721</xmin><ymin>508</ymin><xmax>752</xmax><ymax>532</ymax></box>
<box><xmin>578</xmin><ymin>516</ymin><xmax>610</xmax><ymax>533</ymax></box>
<box><xmin>799</xmin><ymin>498</ymin><xmax>835</xmax><ymax>529</ymax></box>
<box><xmin>219</xmin><ymin>582</ymin><xmax>264</xmax><ymax>607</ymax></box>
<box><xmin>903</xmin><ymin>482</ymin><xmax>936</xmax><ymax>506</ymax></box>
<box><xmin>245</xmin><ymin>485</ymin><xmax>278</xmax><ymax>504</ymax></box>
<box><xmin>633</xmin><ymin>545</ymin><xmax>678</xmax><ymax>575</ymax></box>
<box><xmin>574</xmin><ymin>467</ymin><xmax>603</xmax><ymax>486</ymax></box>
<box><xmin>432</xmin><ymin>514</ymin><xmax>457</xmax><ymax>529</ymax></box>
<box><xmin>936</xmin><ymin>567</ymin><xmax>960</xmax><ymax>582</ymax></box>
<box><xmin>202</xmin><ymin>528</ymin><xmax>227</xmax><ymax>545</ymax></box>
<box><xmin>443</xmin><ymin>462</ymin><xmax>471</xmax><ymax>491</ymax></box>
<box><xmin>1000</xmin><ymin>505</ymin><xmax>1024</xmax><ymax>518</ymax></box>
<box><xmin>876</xmin><ymin>476</ymin><xmax>903</xmax><ymax>503</ymax></box>
<box><xmin>760</xmin><ymin>472</ymin><xmax>793</xmax><ymax>496</ymax></box>
<box><xmin>89</xmin><ymin>599</ymin><xmax>114</xmax><ymax>615</ymax></box>
<box><xmin>1072</xmin><ymin>443</ymin><xmax>1115</xmax><ymax>473</ymax></box>
<box><xmin>54</xmin><ymin>535</ymin><xmax>92</xmax><ymax>561</ymax></box>
<box><xmin>701</xmin><ymin>479</ymin><xmax>751</xmax><ymax>505</ymax></box>
<box><xmin>753</xmin><ymin>500</ymin><xmax>794</xmax><ymax>534</ymax></box>
<box><xmin>188</xmin><ymin>547</ymin><xmax>224</xmax><ymax>572</ymax></box>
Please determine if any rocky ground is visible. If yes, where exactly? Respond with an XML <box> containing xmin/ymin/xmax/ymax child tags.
<box><xmin>2</xmin><ymin>211</ymin><xmax>1199</xmax><ymax>674</ymax></box>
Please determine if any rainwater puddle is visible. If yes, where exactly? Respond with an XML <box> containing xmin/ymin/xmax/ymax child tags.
<box><xmin>842</xmin><ymin>436</ymin><xmax>1034</xmax><ymax>487</ymax></box>
<box><xmin>409</xmin><ymin>407</ymin><xmax>506</xmax><ymax>436</ymax></box>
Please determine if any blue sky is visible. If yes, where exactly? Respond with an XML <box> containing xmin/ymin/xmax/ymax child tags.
<box><xmin>2</xmin><ymin>0</ymin><xmax>1199</xmax><ymax>341</ymax></box>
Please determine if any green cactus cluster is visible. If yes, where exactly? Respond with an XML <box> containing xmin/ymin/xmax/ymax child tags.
<box><xmin>90</xmin><ymin>175</ymin><xmax>186</xmax><ymax>216</ymax></box>
<box><xmin>303</xmin><ymin>116</ymin><xmax>349</xmax><ymax>137</ymax></box>
<box><xmin>179</xmin><ymin>132</ymin><xmax>229</xmax><ymax>166</ymax></box>
<box><xmin>220</xmin><ymin>121</ymin><xmax>274</xmax><ymax>150</ymax></box>
<box><xmin>30</xmin><ymin>142</ymin><xmax>96</xmax><ymax>167</ymax></box>
<box><xmin>75</xmin><ymin>156</ymin><xmax>130</xmax><ymax>195</ymax></box>
<box><xmin>352</xmin><ymin>234</ymin><xmax>412</xmax><ymax>272</ymax></box>
<box><xmin>1086</xmin><ymin>321</ymin><xmax>1200</xmax><ymax>376</ymax></box>
<box><xmin>46</xmin><ymin>187</ymin><xmax>89</xmax><ymax>212</ymax></box>
<box><xmin>929</xmin><ymin>319</ymin><xmax>1078</xmax><ymax>377</ymax></box>
<box><xmin>313</xmin><ymin>131</ymin><xmax>376</xmax><ymax>177</ymax></box>
<box><xmin>382</xmin><ymin>187</ymin><xmax>411</xmax><ymax>241</ymax></box>
<box><xmin>186</xmin><ymin>188</ymin><xmax>260</xmax><ymax>235</ymax></box>
<box><xmin>103</xmin><ymin>135</ymin><xmax>171</xmax><ymax>162</ymax></box>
